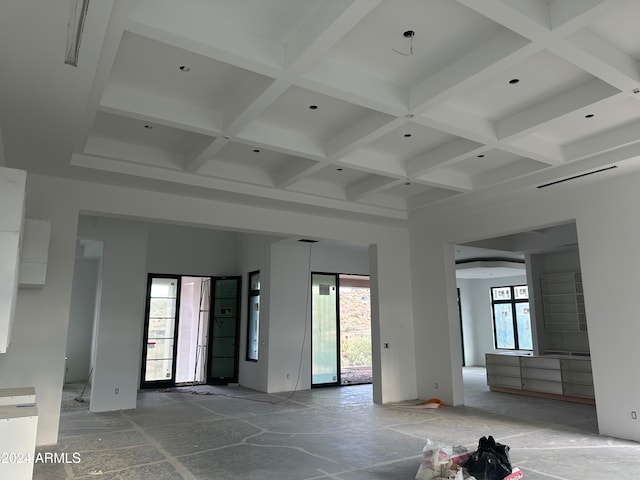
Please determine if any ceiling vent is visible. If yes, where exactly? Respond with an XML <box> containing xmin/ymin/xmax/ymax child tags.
<box><xmin>537</xmin><ymin>166</ymin><xmax>617</xmax><ymax>189</ymax></box>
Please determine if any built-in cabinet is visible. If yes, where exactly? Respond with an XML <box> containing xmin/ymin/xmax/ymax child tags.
<box><xmin>541</xmin><ymin>272</ymin><xmax>587</xmax><ymax>332</ymax></box>
<box><xmin>0</xmin><ymin>167</ymin><xmax>26</xmax><ymax>353</ymax></box>
<box><xmin>486</xmin><ymin>353</ymin><xmax>594</xmax><ymax>404</ymax></box>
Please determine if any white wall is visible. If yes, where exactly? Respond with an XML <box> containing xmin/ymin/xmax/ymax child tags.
<box><xmin>264</xmin><ymin>241</ymin><xmax>373</xmax><ymax>395</ymax></box>
<box><xmin>12</xmin><ymin>173</ymin><xmax>417</xmax><ymax>445</ymax></box>
<box><xmin>410</xmin><ymin>171</ymin><xmax>640</xmax><ymax>442</ymax></box>
<box><xmin>457</xmin><ymin>275</ymin><xmax>528</xmax><ymax>367</ymax></box>
<box><xmin>236</xmin><ymin>233</ymin><xmax>279</xmax><ymax>392</ymax></box>
<box><xmin>65</xmin><ymin>257</ymin><xmax>99</xmax><ymax>383</ymax></box>
<box><xmin>77</xmin><ymin>216</ymin><xmax>148</xmax><ymax>413</ymax></box>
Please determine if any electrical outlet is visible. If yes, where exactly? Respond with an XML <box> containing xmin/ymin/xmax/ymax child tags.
<box><xmin>434</xmin><ymin>382</ymin><xmax>439</xmax><ymax>389</ymax></box>
<box><xmin>286</xmin><ymin>373</ymin><xmax>290</xmax><ymax>379</ymax></box>
<box><xmin>115</xmin><ymin>388</ymin><xmax>119</xmax><ymax>395</ymax></box>
<box><xmin>632</xmin><ymin>411</ymin><xmax>637</xmax><ymax>420</ymax></box>
<box><xmin>383</xmin><ymin>343</ymin><xmax>390</xmax><ymax>348</ymax></box>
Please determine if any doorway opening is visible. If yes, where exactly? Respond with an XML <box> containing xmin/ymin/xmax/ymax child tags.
<box><xmin>311</xmin><ymin>273</ymin><xmax>372</xmax><ymax>387</ymax></box>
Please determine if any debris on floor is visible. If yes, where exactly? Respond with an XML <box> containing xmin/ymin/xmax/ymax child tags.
<box><xmin>415</xmin><ymin>436</ymin><xmax>524</xmax><ymax>480</ymax></box>
<box><xmin>394</xmin><ymin>397</ymin><xmax>444</xmax><ymax>409</ymax></box>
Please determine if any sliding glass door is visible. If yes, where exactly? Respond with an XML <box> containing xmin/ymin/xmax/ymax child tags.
<box><xmin>311</xmin><ymin>273</ymin><xmax>340</xmax><ymax>386</ymax></box>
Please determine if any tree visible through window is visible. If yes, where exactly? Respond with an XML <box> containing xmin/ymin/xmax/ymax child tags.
<box><xmin>491</xmin><ymin>285</ymin><xmax>532</xmax><ymax>350</ymax></box>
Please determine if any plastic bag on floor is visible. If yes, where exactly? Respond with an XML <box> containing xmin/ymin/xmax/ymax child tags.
<box><xmin>415</xmin><ymin>440</ymin><xmax>475</xmax><ymax>480</ymax></box>
<box><xmin>465</xmin><ymin>436</ymin><xmax>512</xmax><ymax>480</ymax></box>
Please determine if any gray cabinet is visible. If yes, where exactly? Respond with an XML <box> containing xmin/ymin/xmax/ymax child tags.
<box><xmin>486</xmin><ymin>353</ymin><xmax>594</xmax><ymax>404</ymax></box>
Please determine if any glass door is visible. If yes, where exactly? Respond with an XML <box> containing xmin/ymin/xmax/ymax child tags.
<box><xmin>311</xmin><ymin>273</ymin><xmax>340</xmax><ymax>386</ymax></box>
<box><xmin>208</xmin><ymin>276</ymin><xmax>241</xmax><ymax>384</ymax></box>
<box><xmin>141</xmin><ymin>276</ymin><xmax>181</xmax><ymax>388</ymax></box>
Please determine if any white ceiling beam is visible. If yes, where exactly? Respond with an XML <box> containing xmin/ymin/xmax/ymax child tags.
<box><xmin>184</xmin><ymin>137</ymin><xmax>230</xmax><ymax>173</ymax></box>
<box><xmin>564</xmin><ymin>119</ymin><xmax>640</xmax><ymax>162</ymax></box>
<box><xmin>223</xmin><ymin>78</ymin><xmax>290</xmax><ymax>135</ymax></box>
<box><xmin>497</xmin><ymin>79</ymin><xmax>621</xmax><ymax>140</ymax></box>
<box><xmin>339</xmin><ymin>152</ymin><xmax>406</xmax><ymax>178</ymax></box>
<box><xmin>407</xmin><ymin>139</ymin><xmax>484</xmax><ymax>177</ymax></box>
<box><xmin>472</xmin><ymin>157</ymin><xmax>548</xmax><ymax>190</ymax></box>
<box><xmin>502</xmin><ymin>136</ymin><xmax>565</xmax><ymax>165</ymax></box>
<box><xmin>550</xmin><ymin>0</ymin><xmax>627</xmax><ymax>33</ymax></box>
<box><xmin>296</xmin><ymin>60</ymin><xmax>408</xmax><ymax>116</ymax></box>
<box><xmin>417</xmin><ymin>104</ymin><xmax>497</xmax><ymax>144</ymax></box>
<box><xmin>125</xmin><ymin>0</ymin><xmax>283</xmax><ymax>78</ymax></box>
<box><xmin>100</xmin><ymin>84</ymin><xmax>222</xmax><ymax>136</ymax></box>
<box><xmin>561</xmin><ymin>29</ymin><xmax>640</xmax><ymax>91</ymax></box>
<box><xmin>346</xmin><ymin>176</ymin><xmax>401</xmax><ymax>201</ymax></box>
<box><xmin>410</xmin><ymin>30</ymin><xmax>540</xmax><ymax>112</ymax></box>
<box><xmin>416</xmin><ymin>170</ymin><xmax>474</xmax><ymax>192</ymax></box>
<box><xmin>328</xmin><ymin>113</ymin><xmax>401</xmax><ymax>159</ymax></box>
<box><xmin>406</xmin><ymin>188</ymin><xmax>461</xmax><ymax>211</ymax></box>
<box><xmin>236</xmin><ymin>122</ymin><xmax>327</xmax><ymax>162</ymax></box>
<box><xmin>71</xmin><ymin>153</ymin><xmax>407</xmax><ymax>220</ymax></box>
<box><xmin>456</xmin><ymin>0</ymin><xmax>551</xmax><ymax>39</ymax></box>
<box><xmin>285</xmin><ymin>0</ymin><xmax>382</xmax><ymax>74</ymax></box>
<box><xmin>274</xmin><ymin>161</ymin><xmax>324</xmax><ymax>189</ymax></box>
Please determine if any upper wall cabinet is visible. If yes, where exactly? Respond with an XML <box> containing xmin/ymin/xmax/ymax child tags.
<box><xmin>19</xmin><ymin>219</ymin><xmax>51</xmax><ymax>288</ymax></box>
<box><xmin>0</xmin><ymin>167</ymin><xmax>26</xmax><ymax>353</ymax></box>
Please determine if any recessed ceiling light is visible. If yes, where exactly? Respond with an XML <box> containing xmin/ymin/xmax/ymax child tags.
<box><xmin>253</xmin><ymin>149</ymin><xmax>260</xmax><ymax>153</ymax></box>
<box><xmin>336</xmin><ymin>168</ymin><xmax>343</xmax><ymax>171</ymax></box>
<box><xmin>179</xmin><ymin>65</ymin><xmax>191</xmax><ymax>72</ymax></box>
<box><xmin>405</xmin><ymin>113</ymin><xmax>415</xmax><ymax>119</ymax></box>
<box><xmin>403</xmin><ymin>133</ymin><xmax>412</xmax><ymax>138</ymax></box>
<box><xmin>509</xmin><ymin>78</ymin><xmax>520</xmax><ymax>85</ymax></box>
<box><xmin>477</xmin><ymin>154</ymin><xmax>485</xmax><ymax>158</ymax></box>
<box><xmin>223</xmin><ymin>136</ymin><xmax>230</xmax><ymax>140</ymax></box>
<box><xmin>404</xmin><ymin>181</ymin><xmax>412</xmax><ymax>186</ymax></box>
<box><xmin>585</xmin><ymin>113</ymin><xmax>595</xmax><ymax>118</ymax></box>
<box><xmin>309</xmin><ymin>105</ymin><xmax>318</xmax><ymax>110</ymax></box>
<box><xmin>144</xmin><ymin>124</ymin><xmax>153</xmax><ymax>129</ymax></box>
<box><xmin>403</xmin><ymin>30</ymin><xmax>415</xmax><ymax>38</ymax></box>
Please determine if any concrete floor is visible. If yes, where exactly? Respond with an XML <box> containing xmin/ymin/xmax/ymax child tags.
<box><xmin>34</xmin><ymin>367</ymin><xmax>640</xmax><ymax>479</ymax></box>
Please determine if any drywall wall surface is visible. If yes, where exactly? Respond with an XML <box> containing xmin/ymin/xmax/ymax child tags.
<box><xmin>457</xmin><ymin>275</ymin><xmax>528</xmax><ymax>366</ymax></box>
<box><xmin>409</xmin><ymin>170</ymin><xmax>640</xmax><ymax>442</ymax></box>
<box><xmin>10</xmin><ymin>173</ymin><xmax>417</xmax><ymax>442</ymax></box>
<box><xmin>236</xmin><ymin>233</ymin><xmax>276</xmax><ymax>392</ymax></box>
<box><xmin>370</xmin><ymin>240</ymin><xmax>417</xmax><ymax>404</ymax></box>
<box><xmin>267</xmin><ymin>243</ymin><xmax>311</xmax><ymax>393</ymax></box>
<box><xmin>146</xmin><ymin>223</ymin><xmax>239</xmax><ymax>276</ymax></box>
<box><xmin>77</xmin><ymin>216</ymin><xmax>148</xmax><ymax>413</ymax></box>
<box><xmin>65</xmin><ymin>258</ymin><xmax>99</xmax><ymax>383</ymax></box>
<box><xmin>0</xmin><ymin>174</ymin><xmax>78</xmax><ymax>445</ymax></box>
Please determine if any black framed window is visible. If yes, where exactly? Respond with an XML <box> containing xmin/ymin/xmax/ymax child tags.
<box><xmin>491</xmin><ymin>285</ymin><xmax>533</xmax><ymax>350</ymax></box>
<box><xmin>246</xmin><ymin>271</ymin><xmax>260</xmax><ymax>361</ymax></box>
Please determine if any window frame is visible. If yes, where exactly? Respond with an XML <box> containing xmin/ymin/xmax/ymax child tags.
<box><xmin>245</xmin><ymin>270</ymin><xmax>260</xmax><ymax>362</ymax></box>
<box><xmin>491</xmin><ymin>285</ymin><xmax>532</xmax><ymax>351</ymax></box>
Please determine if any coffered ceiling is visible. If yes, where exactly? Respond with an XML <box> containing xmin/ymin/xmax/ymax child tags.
<box><xmin>2</xmin><ymin>0</ymin><xmax>640</xmax><ymax>221</ymax></box>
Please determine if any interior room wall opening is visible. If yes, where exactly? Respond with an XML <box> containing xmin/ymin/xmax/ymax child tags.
<box><xmin>453</xmin><ymin>222</ymin><xmax>594</xmax><ymax>417</ymax></box>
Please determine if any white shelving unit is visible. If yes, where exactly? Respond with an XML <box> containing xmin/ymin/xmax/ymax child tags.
<box><xmin>486</xmin><ymin>353</ymin><xmax>594</xmax><ymax>404</ymax></box>
<box><xmin>541</xmin><ymin>272</ymin><xmax>587</xmax><ymax>332</ymax></box>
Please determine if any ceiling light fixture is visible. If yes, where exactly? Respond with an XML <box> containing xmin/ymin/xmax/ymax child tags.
<box><xmin>393</xmin><ymin>30</ymin><xmax>415</xmax><ymax>57</ymax></box>
<box><xmin>253</xmin><ymin>149</ymin><xmax>260</xmax><ymax>153</ymax></box>
<box><xmin>509</xmin><ymin>78</ymin><xmax>520</xmax><ymax>85</ymax></box>
<box><xmin>405</xmin><ymin>113</ymin><xmax>415</xmax><ymax>119</ymax></box>
<box><xmin>403</xmin><ymin>133</ymin><xmax>412</xmax><ymax>138</ymax></box>
<box><xmin>179</xmin><ymin>65</ymin><xmax>191</xmax><ymax>72</ymax></box>
<box><xmin>64</xmin><ymin>0</ymin><xmax>90</xmax><ymax>67</ymax></box>
<box><xmin>336</xmin><ymin>168</ymin><xmax>343</xmax><ymax>171</ymax></box>
<box><xmin>477</xmin><ymin>154</ymin><xmax>485</xmax><ymax>158</ymax></box>
<box><xmin>585</xmin><ymin>113</ymin><xmax>595</xmax><ymax>118</ymax></box>
<box><xmin>404</xmin><ymin>181</ymin><xmax>412</xmax><ymax>186</ymax></box>
<box><xmin>309</xmin><ymin>105</ymin><xmax>318</xmax><ymax>110</ymax></box>
<box><xmin>143</xmin><ymin>124</ymin><xmax>153</xmax><ymax>129</ymax></box>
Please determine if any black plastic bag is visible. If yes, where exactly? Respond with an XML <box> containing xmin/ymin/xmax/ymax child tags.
<box><xmin>465</xmin><ymin>435</ymin><xmax>512</xmax><ymax>480</ymax></box>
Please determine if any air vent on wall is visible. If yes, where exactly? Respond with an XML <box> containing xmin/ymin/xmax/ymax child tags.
<box><xmin>298</xmin><ymin>239</ymin><xmax>318</xmax><ymax>243</ymax></box>
<box><xmin>537</xmin><ymin>166</ymin><xmax>617</xmax><ymax>189</ymax></box>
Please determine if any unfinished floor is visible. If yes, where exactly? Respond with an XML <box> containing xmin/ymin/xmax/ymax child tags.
<box><xmin>34</xmin><ymin>367</ymin><xmax>640</xmax><ymax>479</ymax></box>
